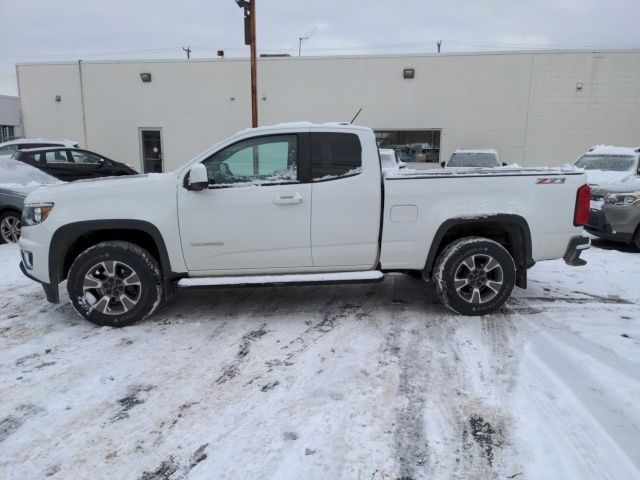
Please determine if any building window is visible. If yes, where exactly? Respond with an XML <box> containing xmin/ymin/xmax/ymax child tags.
<box><xmin>375</xmin><ymin>129</ymin><xmax>441</xmax><ymax>163</ymax></box>
<box><xmin>0</xmin><ymin>126</ymin><xmax>15</xmax><ymax>143</ymax></box>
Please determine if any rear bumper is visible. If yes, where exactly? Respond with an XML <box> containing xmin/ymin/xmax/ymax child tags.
<box><xmin>586</xmin><ymin>208</ymin><xmax>634</xmax><ymax>243</ymax></box>
<box><xmin>563</xmin><ymin>235</ymin><xmax>590</xmax><ymax>266</ymax></box>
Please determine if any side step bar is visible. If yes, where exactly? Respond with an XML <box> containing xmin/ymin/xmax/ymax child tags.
<box><xmin>177</xmin><ymin>270</ymin><xmax>384</xmax><ymax>288</ymax></box>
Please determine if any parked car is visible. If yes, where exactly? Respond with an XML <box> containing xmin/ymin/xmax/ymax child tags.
<box><xmin>379</xmin><ymin>148</ymin><xmax>406</xmax><ymax>170</ymax></box>
<box><xmin>19</xmin><ymin>122</ymin><xmax>590</xmax><ymax>327</ymax></box>
<box><xmin>0</xmin><ymin>138</ymin><xmax>78</xmax><ymax>159</ymax></box>
<box><xmin>0</xmin><ymin>158</ymin><xmax>60</xmax><ymax>243</ymax></box>
<box><xmin>574</xmin><ymin>145</ymin><xmax>640</xmax><ymax>186</ymax></box>
<box><xmin>441</xmin><ymin>148</ymin><xmax>505</xmax><ymax>168</ymax></box>
<box><xmin>13</xmin><ymin>147</ymin><xmax>137</xmax><ymax>181</ymax></box>
<box><xmin>586</xmin><ymin>177</ymin><xmax>640</xmax><ymax>249</ymax></box>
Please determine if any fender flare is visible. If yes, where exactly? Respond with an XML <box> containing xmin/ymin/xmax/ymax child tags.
<box><xmin>423</xmin><ymin>214</ymin><xmax>533</xmax><ymax>288</ymax></box>
<box><xmin>48</xmin><ymin>219</ymin><xmax>177</xmax><ymax>296</ymax></box>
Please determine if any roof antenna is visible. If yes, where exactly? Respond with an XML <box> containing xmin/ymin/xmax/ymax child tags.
<box><xmin>350</xmin><ymin>107</ymin><xmax>363</xmax><ymax>124</ymax></box>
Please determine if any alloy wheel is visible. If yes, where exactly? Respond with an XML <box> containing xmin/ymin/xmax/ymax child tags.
<box><xmin>1</xmin><ymin>215</ymin><xmax>21</xmax><ymax>243</ymax></box>
<box><xmin>82</xmin><ymin>260</ymin><xmax>142</xmax><ymax>315</ymax></box>
<box><xmin>453</xmin><ymin>254</ymin><xmax>504</xmax><ymax>304</ymax></box>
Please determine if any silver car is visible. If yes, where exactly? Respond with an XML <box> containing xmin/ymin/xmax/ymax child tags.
<box><xmin>0</xmin><ymin>158</ymin><xmax>60</xmax><ymax>243</ymax></box>
<box><xmin>587</xmin><ymin>177</ymin><xmax>640</xmax><ymax>250</ymax></box>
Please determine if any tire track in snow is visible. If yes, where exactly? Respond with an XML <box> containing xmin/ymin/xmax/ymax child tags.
<box><xmin>516</xmin><ymin>312</ymin><xmax>640</xmax><ymax>474</ymax></box>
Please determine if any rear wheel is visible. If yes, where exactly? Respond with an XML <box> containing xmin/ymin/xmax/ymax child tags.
<box><xmin>433</xmin><ymin>237</ymin><xmax>515</xmax><ymax>316</ymax></box>
<box><xmin>67</xmin><ymin>241</ymin><xmax>162</xmax><ymax>327</ymax></box>
<box><xmin>0</xmin><ymin>211</ymin><xmax>21</xmax><ymax>244</ymax></box>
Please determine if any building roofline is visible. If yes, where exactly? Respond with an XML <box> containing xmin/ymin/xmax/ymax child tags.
<box><xmin>14</xmin><ymin>48</ymin><xmax>640</xmax><ymax>68</ymax></box>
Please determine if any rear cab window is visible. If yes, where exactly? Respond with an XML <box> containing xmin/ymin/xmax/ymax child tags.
<box><xmin>310</xmin><ymin>133</ymin><xmax>362</xmax><ymax>181</ymax></box>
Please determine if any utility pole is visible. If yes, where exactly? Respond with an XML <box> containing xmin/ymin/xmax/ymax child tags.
<box><xmin>234</xmin><ymin>0</ymin><xmax>258</xmax><ymax>128</ymax></box>
<box><xmin>437</xmin><ymin>40</ymin><xmax>442</xmax><ymax>53</ymax></box>
<box><xmin>183</xmin><ymin>46</ymin><xmax>191</xmax><ymax>59</ymax></box>
<box><xmin>249</xmin><ymin>0</ymin><xmax>257</xmax><ymax>128</ymax></box>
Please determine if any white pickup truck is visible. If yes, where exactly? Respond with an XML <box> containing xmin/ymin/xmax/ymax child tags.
<box><xmin>19</xmin><ymin>123</ymin><xmax>591</xmax><ymax>327</ymax></box>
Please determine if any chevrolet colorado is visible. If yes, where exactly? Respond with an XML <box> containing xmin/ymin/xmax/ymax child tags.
<box><xmin>19</xmin><ymin>123</ymin><xmax>591</xmax><ymax>326</ymax></box>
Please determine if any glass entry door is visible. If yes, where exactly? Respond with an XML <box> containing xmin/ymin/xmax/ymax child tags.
<box><xmin>139</xmin><ymin>128</ymin><xmax>163</xmax><ymax>173</ymax></box>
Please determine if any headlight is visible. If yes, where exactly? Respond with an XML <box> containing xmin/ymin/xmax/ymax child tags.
<box><xmin>605</xmin><ymin>192</ymin><xmax>640</xmax><ymax>206</ymax></box>
<box><xmin>22</xmin><ymin>203</ymin><xmax>54</xmax><ymax>226</ymax></box>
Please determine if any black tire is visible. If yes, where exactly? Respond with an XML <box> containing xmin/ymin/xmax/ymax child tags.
<box><xmin>633</xmin><ymin>226</ymin><xmax>640</xmax><ymax>251</ymax></box>
<box><xmin>67</xmin><ymin>241</ymin><xmax>162</xmax><ymax>327</ymax></box>
<box><xmin>433</xmin><ymin>236</ymin><xmax>515</xmax><ymax>316</ymax></box>
<box><xmin>0</xmin><ymin>210</ymin><xmax>22</xmax><ymax>244</ymax></box>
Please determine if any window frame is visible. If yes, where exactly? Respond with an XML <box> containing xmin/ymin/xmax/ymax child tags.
<box><xmin>200</xmin><ymin>133</ymin><xmax>305</xmax><ymax>189</ymax></box>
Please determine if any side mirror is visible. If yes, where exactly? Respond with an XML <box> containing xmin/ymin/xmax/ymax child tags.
<box><xmin>187</xmin><ymin>163</ymin><xmax>209</xmax><ymax>191</ymax></box>
<box><xmin>440</xmin><ymin>161</ymin><xmax>446</xmax><ymax>168</ymax></box>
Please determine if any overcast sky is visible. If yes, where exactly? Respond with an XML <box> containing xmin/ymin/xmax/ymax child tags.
<box><xmin>1</xmin><ymin>0</ymin><xmax>640</xmax><ymax>75</ymax></box>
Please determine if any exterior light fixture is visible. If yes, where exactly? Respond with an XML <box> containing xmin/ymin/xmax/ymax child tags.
<box><xmin>55</xmin><ymin>95</ymin><xmax>61</xmax><ymax>102</ymax></box>
<box><xmin>403</xmin><ymin>68</ymin><xmax>415</xmax><ymax>79</ymax></box>
<box><xmin>140</xmin><ymin>73</ymin><xmax>152</xmax><ymax>83</ymax></box>
<box><xmin>576</xmin><ymin>82</ymin><xmax>583</xmax><ymax>91</ymax></box>
<box><xmin>217</xmin><ymin>50</ymin><xmax>225</xmax><ymax>58</ymax></box>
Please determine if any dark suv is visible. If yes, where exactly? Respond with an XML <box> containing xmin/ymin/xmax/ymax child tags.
<box><xmin>13</xmin><ymin>147</ymin><xmax>137</xmax><ymax>181</ymax></box>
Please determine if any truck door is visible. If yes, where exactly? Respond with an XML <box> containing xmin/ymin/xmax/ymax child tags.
<box><xmin>177</xmin><ymin>133</ymin><xmax>312</xmax><ymax>272</ymax></box>
<box><xmin>309</xmin><ymin>131</ymin><xmax>382</xmax><ymax>268</ymax></box>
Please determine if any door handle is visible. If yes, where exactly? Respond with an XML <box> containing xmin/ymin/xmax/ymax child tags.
<box><xmin>273</xmin><ymin>193</ymin><xmax>304</xmax><ymax>205</ymax></box>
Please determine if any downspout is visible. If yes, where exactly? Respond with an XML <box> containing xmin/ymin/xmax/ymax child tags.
<box><xmin>78</xmin><ymin>60</ymin><xmax>88</xmax><ymax>147</ymax></box>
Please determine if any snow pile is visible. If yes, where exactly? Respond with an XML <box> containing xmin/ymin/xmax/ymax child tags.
<box><xmin>0</xmin><ymin>158</ymin><xmax>61</xmax><ymax>193</ymax></box>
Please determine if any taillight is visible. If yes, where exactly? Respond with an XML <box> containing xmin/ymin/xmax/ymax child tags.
<box><xmin>574</xmin><ymin>184</ymin><xmax>590</xmax><ymax>226</ymax></box>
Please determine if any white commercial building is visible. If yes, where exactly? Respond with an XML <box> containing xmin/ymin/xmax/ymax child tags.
<box><xmin>16</xmin><ymin>49</ymin><xmax>640</xmax><ymax>172</ymax></box>
<box><xmin>0</xmin><ymin>95</ymin><xmax>22</xmax><ymax>142</ymax></box>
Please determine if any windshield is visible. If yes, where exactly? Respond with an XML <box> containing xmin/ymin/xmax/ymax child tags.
<box><xmin>448</xmin><ymin>152</ymin><xmax>499</xmax><ymax>168</ymax></box>
<box><xmin>574</xmin><ymin>154</ymin><xmax>635</xmax><ymax>172</ymax></box>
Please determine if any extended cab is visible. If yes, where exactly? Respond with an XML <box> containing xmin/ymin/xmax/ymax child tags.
<box><xmin>19</xmin><ymin>123</ymin><xmax>591</xmax><ymax>326</ymax></box>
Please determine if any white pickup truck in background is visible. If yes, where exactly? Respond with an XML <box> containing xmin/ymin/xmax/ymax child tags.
<box><xmin>19</xmin><ymin>123</ymin><xmax>591</xmax><ymax>326</ymax></box>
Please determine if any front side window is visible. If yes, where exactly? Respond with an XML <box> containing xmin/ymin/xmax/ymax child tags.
<box><xmin>311</xmin><ymin>133</ymin><xmax>362</xmax><ymax>181</ymax></box>
<box><xmin>202</xmin><ymin>135</ymin><xmax>298</xmax><ymax>186</ymax></box>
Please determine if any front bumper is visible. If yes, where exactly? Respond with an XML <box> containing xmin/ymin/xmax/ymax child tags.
<box><xmin>19</xmin><ymin>261</ymin><xmax>60</xmax><ymax>303</ymax></box>
<box><xmin>585</xmin><ymin>208</ymin><xmax>635</xmax><ymax>243</ymax></box>
<box><xmin>563</xmin><ymin>235</ymin><xmax>590</xmax><ymax>266</ymax></box>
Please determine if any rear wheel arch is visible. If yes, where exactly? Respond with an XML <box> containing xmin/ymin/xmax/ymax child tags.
<box><xmin>423</xmin><ymin>214</ymin><xmax>533</xmax><ymax>288</ymax></box>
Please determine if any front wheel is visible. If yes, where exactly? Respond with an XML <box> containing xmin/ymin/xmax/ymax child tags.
<box><xmin>433</xmin><ymin>237</ymin><xmax>515</xmax><ymax>316</ymax></box>
<box><xmin>67</xmin><ymin>241</ymin><xmax>162</xmax><ymax>327</ymax></box>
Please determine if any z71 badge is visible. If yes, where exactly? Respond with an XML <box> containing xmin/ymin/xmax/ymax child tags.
<box><xmin>536</xmin><ymin>177</ymin><xmax>566</xmax><ymax>184</ymax></box>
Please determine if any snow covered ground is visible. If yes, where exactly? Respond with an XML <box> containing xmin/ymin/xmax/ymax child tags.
<box><xmin>0</xmin><ymin>242</ymin><xmax>638</xmax><ymax>479</ymax></box>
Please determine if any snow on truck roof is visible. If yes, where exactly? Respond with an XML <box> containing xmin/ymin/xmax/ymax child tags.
<box><xmin>232</xmin><ymin>122</ymin><xmax>369</xmax><ymax>136</ymax></box>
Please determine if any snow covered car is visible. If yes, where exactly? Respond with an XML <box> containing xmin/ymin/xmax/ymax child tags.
<box><xmin>574</xmin><ymin>145</ymin><xmax>640</xmax><ymax>186</ymax></box>
<box><xmin>0</xmin><ymin>138</ymin><xmax>78</xmax><ymax>159</ymax></box>
<box><xmin>441</xmin><ymin>148</ymin><xmax>505</xmax><ymax>168</ymax></box>
<box><xmin>379</xmin><ymin>148</ymin><xmax>406</xmax><ymax>170</ymax></box>
<box><xmin>586</xmin><ymin>177</ymin><xmax>640</xmax><ymax>249</ymax></box>
<box><xmin>0</xmin><ymin>158</ymin><xmax>60</xmax><ymax>243</ymax></box>
<box><xmin>19</xmin><ymin>123</ymin><xmax>590</xmax><ymax>326</ymax></box>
